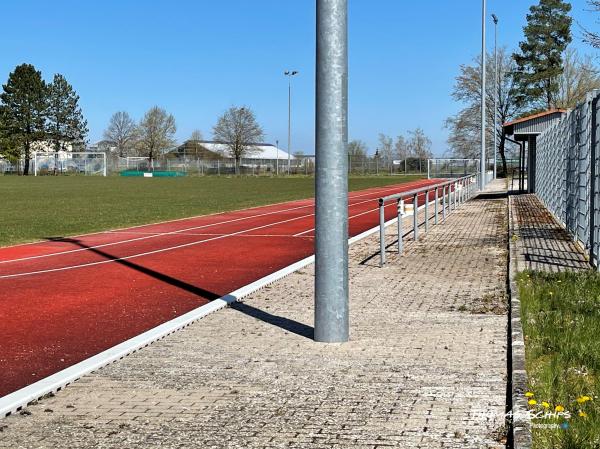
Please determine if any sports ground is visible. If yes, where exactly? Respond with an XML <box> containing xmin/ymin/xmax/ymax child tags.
<box><xmin>0</xmin><ymin>176</ymin><xmax>439</xmax><ymax>397</ymax></box>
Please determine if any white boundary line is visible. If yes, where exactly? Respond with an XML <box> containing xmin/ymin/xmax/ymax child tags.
<box><xmin>0</xmin><ymin>199</ymin><xmax>432</xmax><ymax>418</ymax></box>
<box><xmin>0</xmin><ymin>179</ymin><xmax>434</xmax><ymax>251</ymax></box>
<box><xmin>0</xmin><ymin>181</ymin><xmax>435</xmax><ymax>265</ymax></box>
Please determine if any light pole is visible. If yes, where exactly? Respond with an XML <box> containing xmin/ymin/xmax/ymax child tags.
<box><xmin>492</xmin><ymin>13</ymin><xmax>498</xmax><ymax>180</ymax></box>
<box><xmin>315</xmin><ymin>0</ymin><xmax>348</xmax><ymax>343</ymax></box>
<box><xmin>285</xmin><ymin>70</ymin><xmax>299</xmax><ymax>175</ymax></box>
<box><xmin>480</xmin><ymin>0</ymin><xmax>487</xmax><ymax>190</ymax></box>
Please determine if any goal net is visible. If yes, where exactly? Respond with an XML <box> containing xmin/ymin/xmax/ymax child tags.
<box><xmin>427</xmin><ymin>158</ymin><xmax>479</xmax><ymax>179</ymax></box>
<box><xmin>33</xmin><ymin>152</ymin><xmax>107</xmax><ymax>176</ymax></box>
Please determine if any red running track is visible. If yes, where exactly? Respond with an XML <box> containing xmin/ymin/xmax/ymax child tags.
<box><xmin>0</xmin><ymin>179</ymin><xmax>442</xmax><ymax>397</ymax></box>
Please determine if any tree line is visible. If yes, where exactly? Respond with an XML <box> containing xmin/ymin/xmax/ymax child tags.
<box><xmin>103</xmin><ymin>105</ymin><xmax>264</xmax><ymax>174</ymax></box>
<box><xmin>447</xmin><ymin>0</ymin><xmax>600</xmax><ymax>176</ymax></box>
<box><xmin>0</xmin><ymin>64</ymin><xmax>88</xmax><ymax>175</ymax></box>
<box><xmin>348</xmin><ymin>128</ymin><xmax>433</xmax><ymax>166</ymax></box>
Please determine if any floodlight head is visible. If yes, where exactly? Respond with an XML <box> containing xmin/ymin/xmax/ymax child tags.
<box><xmin>292</xmin><ymin>71</ymin><xmax>299</xmax><ymax>76</ymax></box>
<box><xmin>284</xmin><ymin>71</ymin><xmax>290</xmax><ymax>75</ymax></box>
<box><xmin>492</xmin><ymin>14</ymin><xmax>498</xmax><ymax>24</ymax></box>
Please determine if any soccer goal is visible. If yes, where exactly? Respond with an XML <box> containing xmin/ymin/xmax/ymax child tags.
<box><xmin>427</xmin><ymin>158</ymin><xmax>480</xmax><ymax>179</ymax></box>
<box><xmin>33</xmin><ymin>152</ymin><xmax>107</xmax><ymax>176</ymax></box>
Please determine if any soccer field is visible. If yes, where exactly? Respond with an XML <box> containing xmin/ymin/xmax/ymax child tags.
<box><xmin>0</xmin><ymin>175</ymin><xmax>423</xmax><ymax>246</ymax></box>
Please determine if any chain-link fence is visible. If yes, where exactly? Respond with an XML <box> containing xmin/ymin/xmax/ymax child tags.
<box><xmin>535</xmin><ymin>90</ymin><xmax>599</xmax><ymax>266</ymax></box>
<box><xmin>2</xmin><ymin>153</ymin><xmax>433</xmax><ymax>177</ymax></box>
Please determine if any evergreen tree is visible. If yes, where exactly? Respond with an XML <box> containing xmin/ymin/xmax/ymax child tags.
<box><xmin>513</xmin><ymin>0</ymin><xmax>572</xmax><ymax>109</ymax></box>
<box><xmin>0</xmin><ymin>64</ymin><xmax>47</xmax><ymax>175</ymax></box>
<box><xmin>46</xmin><ymin>73</ymin><xmax>88</xmax><ymax>154</ymax></box>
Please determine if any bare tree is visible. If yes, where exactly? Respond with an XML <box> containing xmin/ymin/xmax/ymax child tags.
<box><xmin>103</xmin><ymin>111</ymin><xmax>138</xmax><ymax>157</ymax></box>
<box><xmin>213</xmin><ymin>106</ymin><xmax>264</xmax><ymax>174</ymax></box>
<box><xmin>348</xmin><ymin>139</ymin><xmax>368</xmax><ymax>158</ymax></box>
<box><xmin>446</xmin><ymin>48</ymin><xmax>526</xmax><ymax>176</ymax></box>
<box><xmin>583</xmin><ymin>1</ymin><xmax>600</xmax><ymax>48</ymax></box>
<box><xmin>187</xmin><ymin>129</ymin><xmax>204</xmax><ymax>157</ymax></box>
<box><xmin>556</xmin><ymin>47</ymin><xmax>600</xmax><ymax>109</ymax></box>
<box><xmin>377</xmin><ymin>133</ymin><xmax>394</xmax><ymax>167</ymax></box>
<box><xmin>394</xmin><ymin>135</ymin><xmax>410</xmax><ymax>160</ymax></box>
<box><xmin>137</xmin><ymin>106</ymin><xmax>176</xmax><ymax>168</ymax></box>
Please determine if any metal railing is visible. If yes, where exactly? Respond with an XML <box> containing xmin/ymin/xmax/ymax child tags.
<box><xmin>377</xmin><ymin>174</ymin><xmax>479</xmax><ymax>266</ymax></box>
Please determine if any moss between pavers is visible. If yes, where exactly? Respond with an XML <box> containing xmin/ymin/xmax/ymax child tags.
<box><xmin>518</xmin><ymin>270</ymin><xmax>600</xmax><ymax>448</ymax></box>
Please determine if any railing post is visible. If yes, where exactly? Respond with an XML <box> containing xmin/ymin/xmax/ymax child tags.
<box><xmin>424</xmin><ymin>190</ymin><xmax>429</xmax><ymax>232</ymax></box>
<box><xmin>442</xmin><ymin>185</ymin><xmax>447</xmax><ymax>221</ymax></box>
<box><xmin>434</xmin><ymin>186</ymin><xmax>439</xmax><ymax>225</ymax></box>
<box><xmin>413</xmin><ymin>193</ymin><xmax>419</xmax><ymax>241</ymax></box>
<box><xmin>454</xmin><ymin>182</ymin><xmax>458</xmax><ymax>210</ymax></box>
<box><xmin>397</xmin><ymin>199</ymin><xmax>404</xmax><ymax>254</ymax></box>
<box><xmin>379</xmin><ymin>199</ymin><xmax>386</xmax><ymax>267</ymax></box>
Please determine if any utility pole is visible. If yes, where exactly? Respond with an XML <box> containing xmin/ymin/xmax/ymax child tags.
<box><xmin>480</xmin><ymin>0</ymin><xmax>487</xmax><ymax>190</ymax></box>
<box><xmin>285</xmin><ymin>70</ymin><xmax>299</xmax><ymax>175</ymax></box>
<box><xmin>314</xmin><ymin>0</ymin><xmax>348</xmax><ymax>343</ymax></box>
<box><xmin>492</xmin><ymin>13</ymin><xmax>498</xmax><ymax>180</ymax></box>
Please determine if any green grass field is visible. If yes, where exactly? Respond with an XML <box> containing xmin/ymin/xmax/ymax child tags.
<box><xmin>518</xmin><ymin>271</ymin><xmax>600</xmax><ymax>449</ymax></box>
<box><xmin>0</xmin><ymin>175</ymin><xmax>422</xmax><ymax>247</ymax></box>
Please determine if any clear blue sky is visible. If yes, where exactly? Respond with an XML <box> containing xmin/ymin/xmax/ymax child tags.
<box><xmin>1</xmin><ymin>0</ymin><xmax>598</xmax><ymax>155</ymax></box>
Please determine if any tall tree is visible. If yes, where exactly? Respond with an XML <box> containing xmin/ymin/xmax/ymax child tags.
<box><xmin>556</xmin><ymin>47</ymin><xmax>600</xmax><ymax>108</ymax></box>
<box><xmin>377</xmin><ymin>133</ymin><xmax>394</xmax><ymax>167</ymax></box>
<box><xmin>137</xmin><ymin>106</ymin><xmax>176</xmax><ymax>168</ymax></box>
<box><xmin>408</xmin><ymin>128</ymin><xmax>433</xmax><ymax>159</ymax></box>
<box><xmin>103</xmin><ymin>111</ymin><xmax>138</xmax><ymax>157</ymax></box>
<box><xmin>513</xmin><ymin>0</ymin><xmax>572</xmax><ymax>109</ymax></box>
<box><xmin>0</xmin><ymin>64</ymin><xmax>47</xmax><ymax>175</ymax></box>
<box><xmin>446</xmin><ymin>48</ymin><xmax>526</xmax><ymax>176</ymax></box>
<box><xmin>46</xmin><ymin>73</ymin><xmax>88</xmax><ymax>156</ymax></box>
<box><xmin>394</xmin><ymin>135</ymin><xmax>410</xmax><ymax>160</ymax></box>
<box><xmin>187</xmin><ymin>129</ymin><xmax>204</xmax><ymax>158</ymax></box>
<box><xmin>212</xmin><ymin>106</ymin><xmax>264</xmax><ymax>174</ymax></box>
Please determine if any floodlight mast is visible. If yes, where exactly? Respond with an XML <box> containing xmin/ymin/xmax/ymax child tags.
<box><xmin>314</xmin><ymin>0</ymin><xmax>349</xmax><ymax>343</ymax></box>
<box><xmin>284</xmin><ymin>70</ymin><xmax>299</xmax><ymax>175</ymax></box>
<box><xmin>480</xmin><ymin>0</ymin><xmax>487</xmax><ymax>190</ymax></box>
<box><xmin>492</xmin><ymin>13</ymin><xmax>499</xmax><ymax>180</ymax></box>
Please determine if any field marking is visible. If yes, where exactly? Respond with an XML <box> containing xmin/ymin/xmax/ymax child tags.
<box><xmin>0</xmin><ymin>181</ymin><xmax>435</xmax><ymax>265</ymax></box>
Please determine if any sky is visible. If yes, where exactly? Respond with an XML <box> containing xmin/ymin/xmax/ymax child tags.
<box><xmin>1</xmin><ymin>0</ymin><xmax>599</xmax><ymax>156</ymax></box>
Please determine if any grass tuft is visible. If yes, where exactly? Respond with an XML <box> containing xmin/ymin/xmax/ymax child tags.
<box><xmin>518</xmin><ymin>270</ymin><xmax>600</xmax><ymax>448</ymax></box>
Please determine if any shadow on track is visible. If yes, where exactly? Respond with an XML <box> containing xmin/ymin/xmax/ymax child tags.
<box><xmin>45</xmin><ymin>237</ymin><xmax>314</xmax><ymax>339</ymax></box>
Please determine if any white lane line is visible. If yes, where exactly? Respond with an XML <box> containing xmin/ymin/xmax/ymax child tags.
<box><xmin>0</xmin><ymin>210</ymin><xmax>324</xmax><ymax>279</ymax></box>
<box><xmin>0</xmin><ymin>181</ymin><xmax>434</xmax><ymax>265</ymax></box>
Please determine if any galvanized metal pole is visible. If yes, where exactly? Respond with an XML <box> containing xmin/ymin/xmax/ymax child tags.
<box><xmin>315</xmin><ymin>0</ymin><xmax>349</xmax><ymax>343</ymax></box>
<box><xmin>424</xmin><ymin>190</ymin><xmax>429</xmax><ymax>232</ymax></box>
<box><xmin>434</xmin><ymin>187</ymin><xmax>438</xmax><ymax>225</ymax></box>
<box><xmin>493</xmin><ymin>14</ymin><xmax>498</xmax><ymax>180</ymax></box>
<box><xmin>397</xmin><ymin>200</ymin><xmax>403</xmax><ymax>254</ymax></box>
<box><xmin>442</xmin><ymin>186</ymin><xmax>447</xmax><ymax>221</ymax></box>
<box><xmin>480</xmin><ymin>0</ymin><xmax>487</xmax><ymax>190</ymax></box>
<box><xmin>413</xmin><ymin>193</ymin><xmax>418</xmax><ymax>241</ymax></box>
<box><xmin>288</xmin><ymin>78</ymin><xmax>292</xmax><ymax>175</ymax></box>
<box><xmin>379</xmin><ymin>201</ymin><xmax>386</xmax><ymax>267</ymax></box>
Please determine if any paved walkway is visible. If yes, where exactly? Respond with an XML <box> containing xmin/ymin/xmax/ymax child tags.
<box><xmin>510</xmin><ymin>194</ymin><xmax>589</xmax><ymax>272</ymax></box>
<box><xmin>0</xmin><ymin>194</ymin><xmax>509</xmax><ymax>449</ymax></box>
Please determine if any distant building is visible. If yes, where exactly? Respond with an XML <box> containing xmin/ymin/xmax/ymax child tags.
<box><xmin>171</xmin><ymin>140</ymin><xmax>296</xmax><ymax>160</ymax></box>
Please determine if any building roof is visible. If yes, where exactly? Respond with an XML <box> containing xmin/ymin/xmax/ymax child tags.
<box><xmin>177</xmin><ymin>141</ymin><xmax>296</xmax><ymax>160</ymax></box>
<box><xmin>503</xmin><ymin>109</ymin><xmax>567</xmax><ymax>128</ymax></box>
<box><xmin>503</xmin><ymin>109</ymin><xmax>567</xmax><ymax>140</ymax></box>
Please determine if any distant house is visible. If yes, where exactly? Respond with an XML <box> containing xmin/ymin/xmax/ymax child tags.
<box><xmin>171</xmin><ymin>140</ymin><xmax>296</xmax><ymax>161</ymax></box>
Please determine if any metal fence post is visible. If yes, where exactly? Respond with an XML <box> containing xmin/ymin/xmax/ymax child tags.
<box><xmin>442</xmin><ymin>186</ymin><xmax>447</xmax><ymax>221</ymax></box>
<box><xmin>314</xmin><ymin>0</ymin><xmax>349</xmax><ymax>343</ymax></box>
<box><xmin>413</xmin><ymin>193</ymin><xmax>419</xmax><ymax>241</ymax></box>
<box><xmin>424</xmin><ymin>190</ymin><xmax>429</xmax><ymax>232</ymax></box>
<box><xmin>454</xmin><ymin>182</ymin><xmax>458</xmax><ymax>210</ymax></box>
<box><xmin>434</xmin><ymin>187</ymin><xmax>439</xmax><ymax>225</ymax></box>
<box><xmin>379</xmin><ymin>200</ymin><xmax>386</xmax><ymax>267</ymax></box>
<box><xmin>397</xmin><ymin>199</ymin><xmax>404</xmax><ymax>254</ymax></box>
